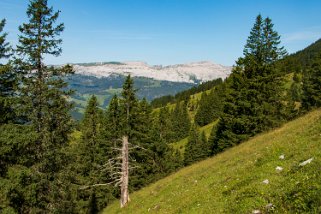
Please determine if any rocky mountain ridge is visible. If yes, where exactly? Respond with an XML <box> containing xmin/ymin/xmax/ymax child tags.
<box><xmin>73</xmin><ymin>61</ymin><xmax>232</xmax><ymax>83</ymax></box>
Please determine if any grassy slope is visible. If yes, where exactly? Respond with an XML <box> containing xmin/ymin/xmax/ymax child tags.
<box><xmin>154</xmin><ymin>89</ymin><xmax>214</xmax><ymax>154</ymax></box>
<box><xmin>104</xmin><ymin>109</ymin><xmax>321</xmax><ymax>213</ymax></box>
<box><xmin>171</xmin><ymin>120</ymin><xmax>217</xmax><ymax>153</ymax></box>
<box><xmin>169</xmin><ymin>73</ymin><xmax>295</xmax><ymax>154</ymax></box>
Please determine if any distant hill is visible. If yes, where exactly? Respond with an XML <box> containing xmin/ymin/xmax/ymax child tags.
<box><xmin>65</xmin><ymin>61</ymin><xmax>231</xmax><ymax>120</ymax></box>
<box><xmin>279</xmin><ymin>38</ymin><xmax>321</xmax><ymax>73</ymax></box>
<box><xmin>150</xmin><ymin>78</ymin><xmax>223</xmax><ymax>108</ymax></box>
<box><xmin>151</xmin><ymin>38</ymin><xmax>321</xmax><ymax>110</ymax></box>
<box><xmin>104</xmin><ymin>109</ymin><xmax>321</xmax><ymax>213</ymax></box>
<box><xmin>66</xmin><ymin>74</ymin><xmax>194</xmax><ymax>120</ymax></box>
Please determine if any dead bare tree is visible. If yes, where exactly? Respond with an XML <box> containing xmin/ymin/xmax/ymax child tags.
<box><xmin>120</xmin><ymin>135</ymin><xmax>129</xmax><ymax>207</ymax></box>
<box><xmin>79</xmin><ymin>138</ymin><xmax>139</xmax><ymax>208</ymax></box>
<box><xmin>80</xmin><ymin>75</ymin><xmax>142</xmax><ymax>208</ymax></box>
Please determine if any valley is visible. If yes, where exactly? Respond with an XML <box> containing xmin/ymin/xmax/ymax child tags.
<box><xmin>1</xmin><ymin>1</ymin><xmax>320</xmax><ymax>213</ymax></box>
<box><xmin>67</xmin><ymin>61</ymin><xmax>231</xmax><ymax>119</ymax></box>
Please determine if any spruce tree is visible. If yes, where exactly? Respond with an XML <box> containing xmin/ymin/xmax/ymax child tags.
<box><xmin>290</xmin><ymin>73</ymin><xmax>303</xmax><ymax>102</ymax></box>
<box><xmin>156</xmin><ymin>106</ymin><xmax>174</xmax><ymax>143</ymax></box>
<box><xmin>76</xmin><ymin>95</ymin><xmax>118</xmax><ymax>212</ymax></box>
<box><xmin>0</xmin><ymin>19</ymin><xmax>15</xmax><ymax>124</ymax></box>
<box><xmin>184</xmin><ymin>125</ymin><xmax>207</xmax><ymax>166</ymax></box>
<box><xmin>195</xmin><ymin>84</ymin><xmax>226</xmax><ymax>126</ymax></box>
<box><xmin>9</xmin><ymin>0</ymin><xmax>75</xmax><ymax>212</ymax></box>
<box><xmin>208</xmin><ymin>124</ymin><xmax>219</xmax><ymax>155</ymax></box>
<box><xmin>104</xmin><ymin>94</ymin><xmax>121</xmax><ymax>141</ymax></box>
<box><xmin>194</xmin><ymin>92</ymin><xmax>210</xmax><ymax>126</ymax></box>
<box><xmin>302</xmin><ymin>54</ymin><xmax>321</xmax><ymax>110</ymax></box>
<box><xmin>0</xmin><ymin>19</ymin><xmax>11</xmax><ymax>59</ymax></box>
<box><xmin>120</xmin><ymin>75</ymin><xmax>139</xmax><ymax>137</ymax></box>
<box><xmin>16</xmin><ymin>0</ymin><xmax>74</xmax><ymax>161</ymax></box>
<box><xmin>133</xmin><ymin>98</ymin><xmax>153</xmax><ymax>145</ymax></box>
<box><xmin>171</xmin><ymin>101</ymin><xmax>191</xmax><ymax>141</ymax></box>
<box><xmin>119</xmin><ymin>75</ymin><xmax>138</xmax><ymax>207</ymax></box>
<box><xmin>213</xmin><ymin>15</ymin><xmax>286</xmax><ymax>151</ymax></box>
<box><xmin>81</xmin><ymin>95</ymin><xmax>103</xmax><ymax>165</ymax></box>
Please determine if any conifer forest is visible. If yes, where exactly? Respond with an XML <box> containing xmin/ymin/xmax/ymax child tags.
<box><xmin>1</xmin><ymin>0</ymin><xmax>321</xmax><ymax>213</ymax></box>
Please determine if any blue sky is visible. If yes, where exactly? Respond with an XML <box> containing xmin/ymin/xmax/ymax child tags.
<box><xmin>1</xmin><ymin>0</ymin><xmax>321</xmax><ymax>66</ymax></box>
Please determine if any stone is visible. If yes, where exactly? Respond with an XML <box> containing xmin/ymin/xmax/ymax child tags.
<box><xmin>299</xmin><ymin>158</ymin><xmax>313</xmax><ymax>166</ymax></box>
<box><xmin>266</xmin><ymin>203</ymin><xmax>274</xmax><ymax>211</ymax></box>
<box><xmin>276</xmin><ymin>166</ymin><xmax>283</xmax><ymax>171</ymax></box>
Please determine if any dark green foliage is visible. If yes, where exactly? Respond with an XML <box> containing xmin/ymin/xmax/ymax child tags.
<box><xmin>17</xmin><ymin>0</ymin><xmax>74</xmax><ymax>141</ymax></box>
<box><xmin>171</xmin><ymin>101</ymin><xmax>191</xmax><ymax>142</ymax></box>
<box><xmin>0</xmin><ymin>19</ymin><xmax>11</xmax><ymax>59</ymax></box>
<box><xmin>150</xmin><ymin>138</ymin><xmax>183</xmax><ymax>177</ymax></box>
<box><xmin>103</xmin><ymin>94</ymin><xmax>121</xmax><ymax>141</ymax></box>
<box><xmin>151</xmin><ymin>78</ymin><xmax>223</xmax><ymax>108</ymax></box>
<box><xmin>208</xmin><ymin>124</ymin><xmax>219</xmax><ymax>155</ymax></box>
<box><xmin>278</xmin><ymin>38</ymin><xmax>321</xmax><ymax>74</ymax></box>
<box><xmin>3</xmin><ymin>4</ymin><xmax>321</xmax><ymax>213</ymax></box>
<box><xmin>201</xmin><ymin>131</ymin><xmax>211</xmax><ymax>156</ymax></box>
<box><xmin>302</xmin><ymin>54</ymin><xmax>321</xmax><ymax>110</ymax></box>
<box><xmin>72</xmin><ymin>95</ymin><xmax>115</xmax><ymax>212</ymax></box>
<box><xmin>213</xmin><ymin>15</ymin><xmax>286</xmax><ymax>151</ymax></box>
<box><xmin>68</xmin><ymin>76</ymin><xmax>186</xmax><ymax>212</ymax></box>
<box><xmin>120</xmin><ymin>75</ymin><xmax>139</xmax><ymax>136</ymax></box>
<box><xmin>0</xmin><ymin>125</ymin><xmax>38</xmax><ymax>176</ymax></box>
<box><xmin>88</xmin><ymin>192</ymin><xmax>99</xmax><ymax>214</ymax></box>
<box><xmin>0</xmin><ymin>124</ymin><xmax>77</xmax><ymax>213</ymax></box>
<box><xmin>0</xmin><ymin>62</ymin><xmax>16</xmax><ymax>124</ymax></box>
<box><xmin>119</xmin><ymin>76</ymin><xmax>156</xmax><ymax>189</ymax></box>
<box><xmin>0</xmin><ymin>19</ymin><xmax>16</xmax><ymax>125</ymax></box>
<box><xmin>80</xmin><ymin>95</ymin><xmax>103</xmax><ymax>169</ymax></box>
<box><xmin>0</xmin><ymin>1</ymin><xmax>76</xmax><ymax>212</ymax></box>
<box><xmin>195</xmin><ymin>83</ymin><xmax>226</xmax><ymax>126</ymax></box>
<box><xmin>290</xmin><ymin>73</ymin><xmax>303</xmax><ymax>102</ymax></box>
<box><xmin>155</xmin><ymin>107</ymin><xmax>174</xmax><ymax>143</ymax></box>
<box><xmin>194</xmin><ymin>92</ymin><xmax>211</xmax><ymax>126</ymax></box>
<box><xmin>184</xmin><ymin>125</ymin><xmax>208</xmax><ymax>166</ymax></box>
<box><xmin>67</xmin><ymin>74</ymin><xmax>194</xmax><ymax>117</ymax></box>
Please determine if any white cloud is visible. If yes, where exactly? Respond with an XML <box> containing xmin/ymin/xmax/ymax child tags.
<box><xmin>0</xmin><ymin>0</ymin><xmax>24</xmax><ymax>9</ymax></box>
<box><xmin>283</xmin><ymin>28</ymin><xmax>321</xmax><ymax>43</ymax></box>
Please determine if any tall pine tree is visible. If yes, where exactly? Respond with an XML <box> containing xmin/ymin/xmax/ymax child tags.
<box><xmin>81</xmin><ymin>95</ymin><xmax>103</xmax><ymax>168</ymax></box>
<box><xmin>195</xmin><ymin>83</ymin><xmax>226</xmax><ymax>126</ymax></box>
<box><xmin>171</xmin><ymin>101</ymin><xmax>191</xmax><ymax>141</ymax></box>
<box><xmin>213</xmin><ymin>15</ymin><xmax>286</xmax><ymax>151</ymax></box>
<box><xmin>0</xmin><ymin>19</ymin><xmax>15</xmax><ymax>124</ymax></box>
<box><xmin>184</xmin><ymin>125</ymin><xmax>208</xmax><ymax>166</ymax></box>
<box><xmin>7</xmin><ymin>0</ymin><xmax>75</xmax><ymax>212</ymax></box>
<box><xmin>16</xmin><ymin>0</ymin><xmax>74</xmax><ymax>162</ymax></box>
<box><xmin>302</xmin><ymin>54</ymin><xmax>321</xmax><ymax>110</ymax></box>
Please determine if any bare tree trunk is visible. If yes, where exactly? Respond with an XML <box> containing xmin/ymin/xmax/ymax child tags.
<box><xmin>120</xmin><ymin>135</ymin><xmax>129</xmax><ymax>208</ymax></box>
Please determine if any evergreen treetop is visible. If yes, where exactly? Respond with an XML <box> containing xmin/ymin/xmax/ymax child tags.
<box><xmin>213</xmin><ymin>14</ymin><xmax>287</xmax><ymax>151</ymax></box>
<box><xmin>302</xmin><ymin>54</ymin><xmax>321</xmax><ymax>110</ymax></box>
<box><xmin>0</xmin><ymin>18</ymin><xmax>16</xmax><ymax>124</ymax></box>
<box><xmin>0</xmin><ymin>19</ymin><xmax>11</xmax><ymax>60</ymax></box>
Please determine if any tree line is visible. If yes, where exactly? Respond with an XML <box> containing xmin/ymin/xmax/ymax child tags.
<box><xmin>182</xmin><ymin>14</ymin><xmax>321</xmax><ymax>166</ymax></box>
<box><xmin>150</xmin><ymin>78</ymin><xmax>223</xmax><ymax>108</ymax></box>
<box><xmin>1</xmin><ymin>1</ymin><xmax>321</xmax><ymax>213</ymax></box>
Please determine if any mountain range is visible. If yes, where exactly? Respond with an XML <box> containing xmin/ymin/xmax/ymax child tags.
<box><xmin>73</xmin><ymin>61</ymin><xmax>231</xmax><ymax>83</ymax></box>
<box><xmin>67</xmin><ymin>61</ymin><xmax>232</xmax><ymax>119</ymax></box>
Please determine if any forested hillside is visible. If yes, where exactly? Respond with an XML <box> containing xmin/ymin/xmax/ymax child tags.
<box><xmin>150</xmin><ymin>78</ymin><xmax>223</xmax><ymax>108</ymax></box>
<box><xmin>66</xmin><ymin>74</ymin><xmax>194</xmax><ymax>120</ymax></box>
<box><xmin>1</xmin><ymin>1</ymin><xmax>321</xmax><ymax>213</ymax></box>
<box><xmin>104</xmin><ymin>109</ymin><xmax>321</xmax><ymax>214</ymax></box>
<box><xmin>278</xmin><ymin>38</ymin><xmax>321</xmax><ymax>73</ymax></box>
